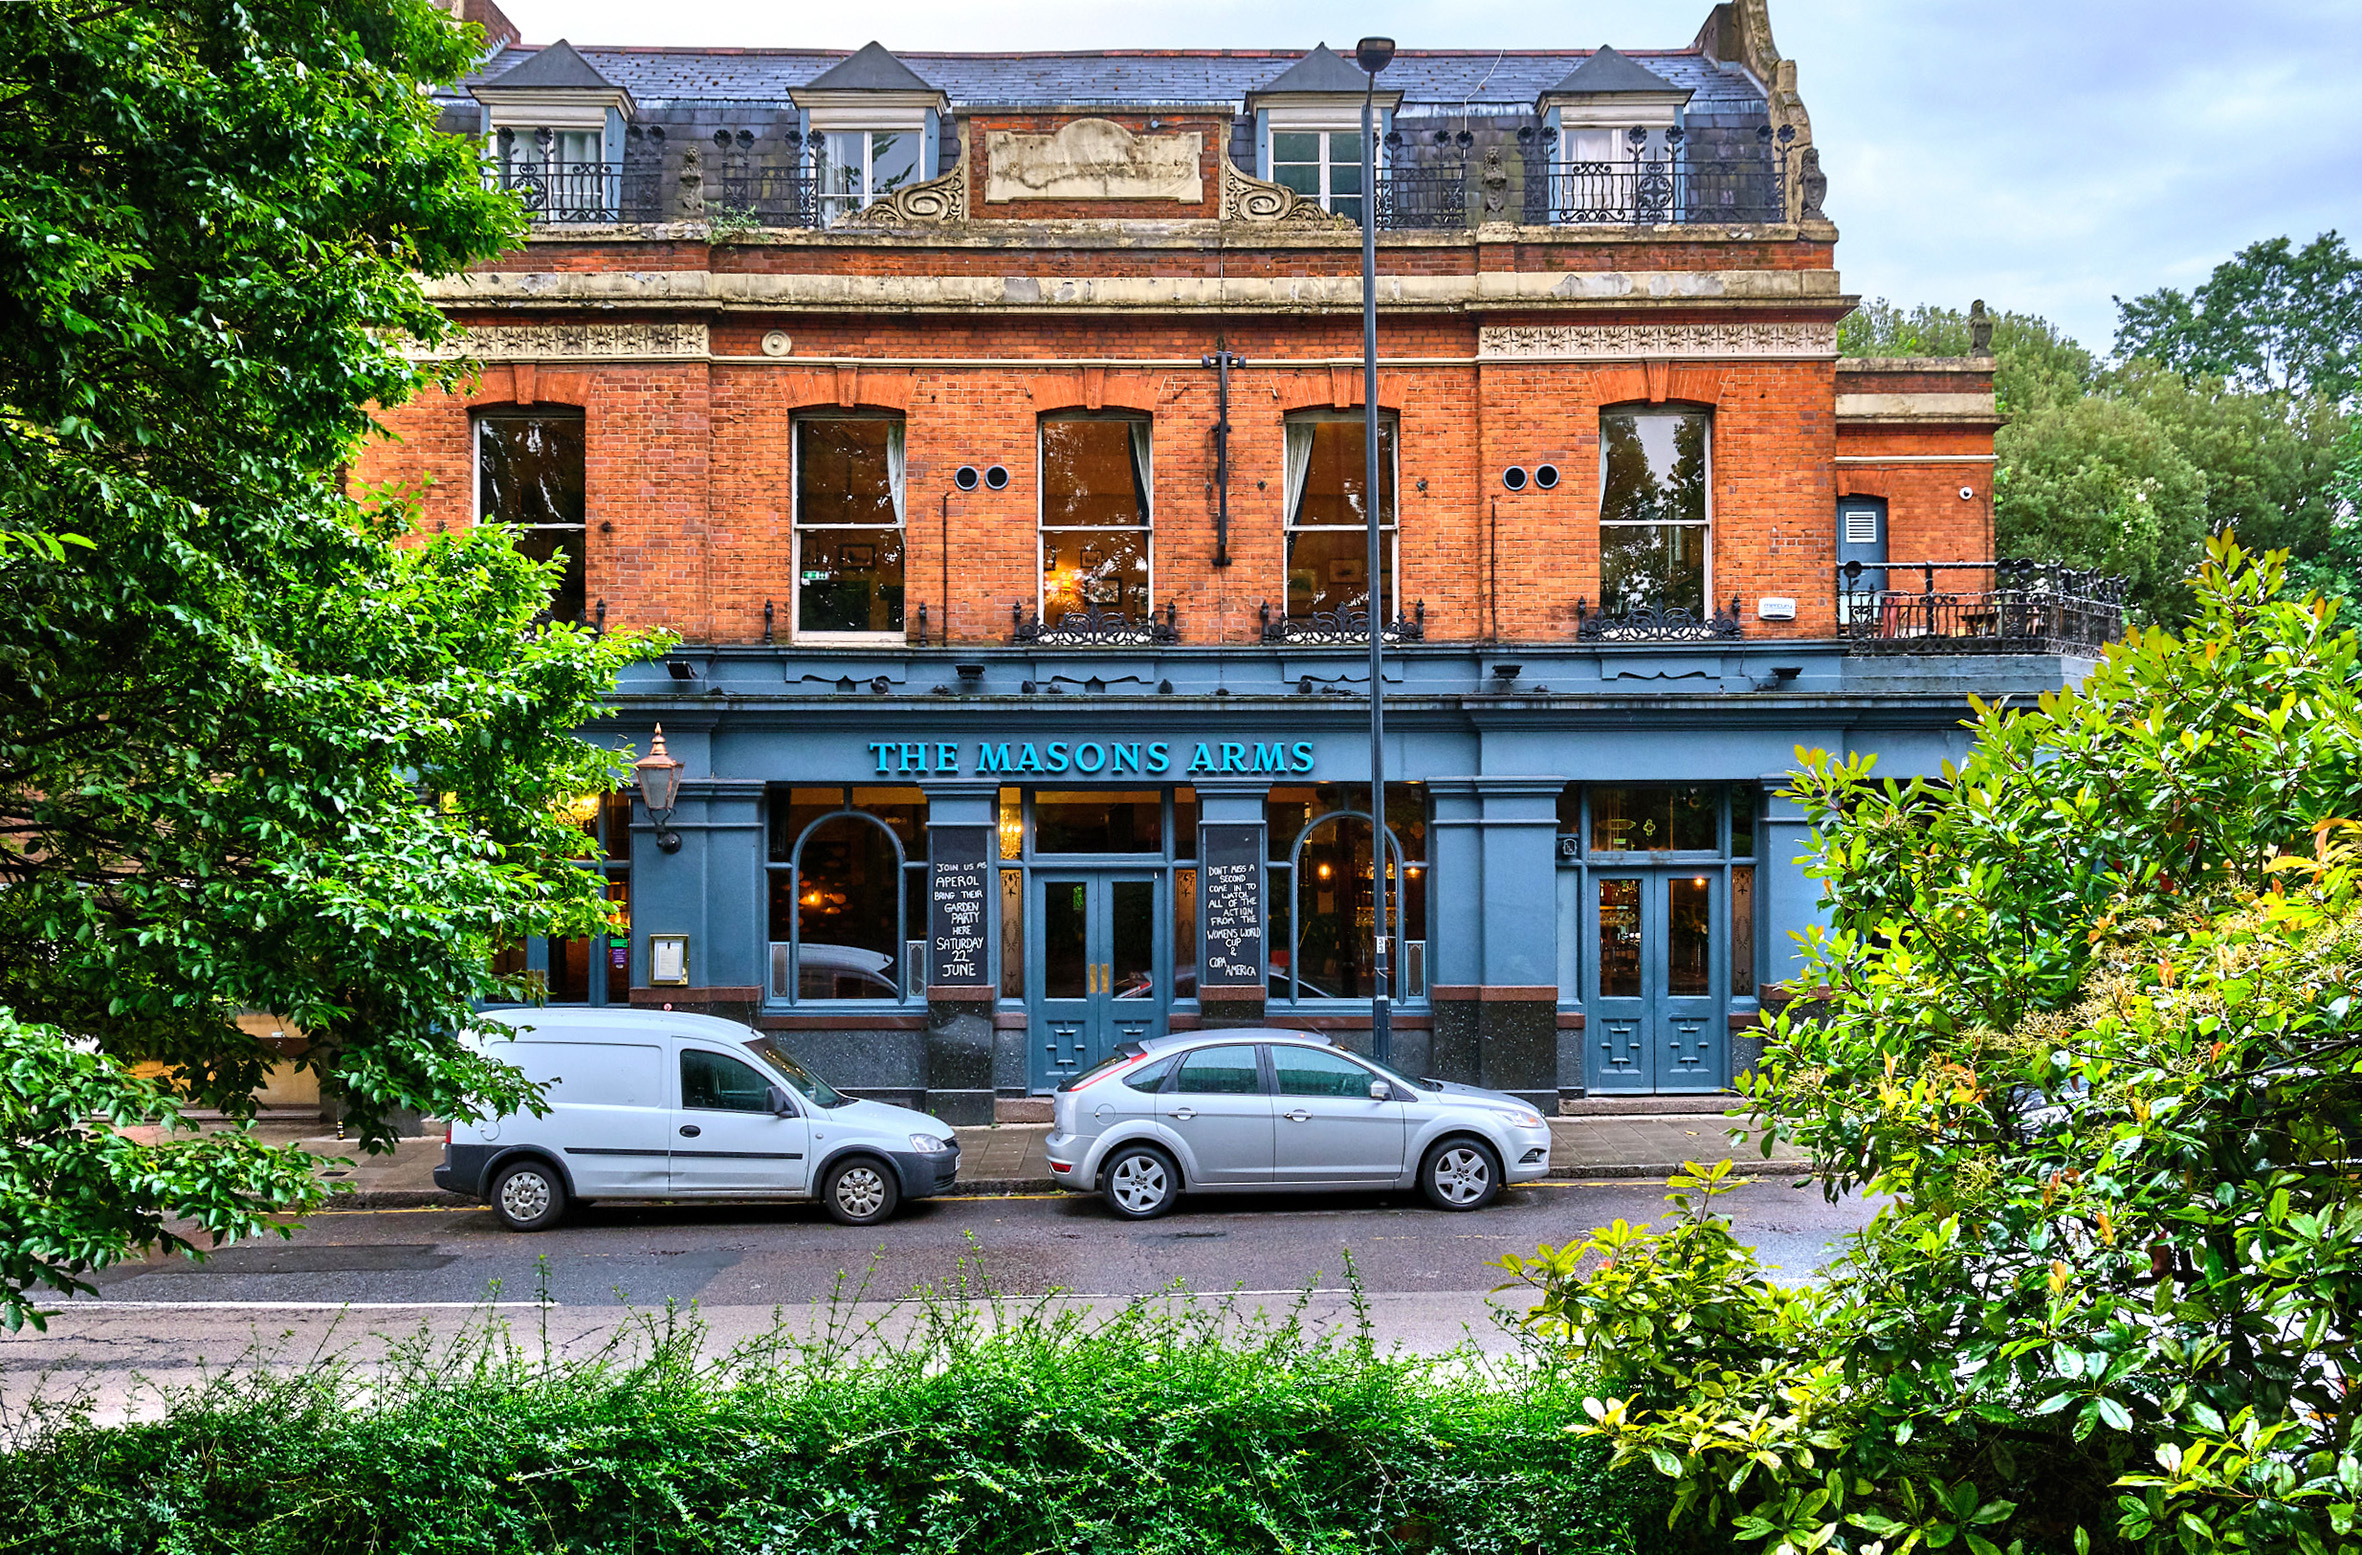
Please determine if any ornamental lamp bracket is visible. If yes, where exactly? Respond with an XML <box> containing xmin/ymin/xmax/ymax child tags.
<box><xmin>633</xmin><ymin>725</ymin><xmax>684</xmax><ymax>853</ymax></box>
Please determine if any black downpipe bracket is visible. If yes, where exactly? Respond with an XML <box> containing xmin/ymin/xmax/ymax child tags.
<box><xmin>1201</xmin><ymin>348</ymin><xmax>1243</xmax><ymax>566</ymax></box>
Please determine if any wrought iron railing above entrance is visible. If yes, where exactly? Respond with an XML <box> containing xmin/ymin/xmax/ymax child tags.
<box><xmin>1012</xmin><ymin>602</ymin><xmax>1180</xmax><ymax>647</ymax></box>
<box><xmin>1836</xmin><ymin>560</ymin><xmax>2129</xmax><ymax>655</ymax></box>
<box><xmin>1259</xmin><ymin>600</ymin><xmax>1427</xmax><ymax>645</ymax></box>
<box><xmin>1575</xmin><ymin>595</ymin><xmax>1744</xmax><ymax>643</ymax></box>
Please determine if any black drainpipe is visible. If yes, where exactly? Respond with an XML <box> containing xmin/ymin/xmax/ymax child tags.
<box><xmin>1202</xmin><ymin>346</ymin><xmax>1243</xmax><ymax>566</ymax></box>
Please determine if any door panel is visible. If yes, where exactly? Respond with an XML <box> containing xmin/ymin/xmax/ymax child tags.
<box><xmin>1661</xmin><ymin>876</ymin><xmax>1721</xmax><ymax>1093</ymax></box>
<box><xmin>506</xmin><ymin>1040</ymin><xmax>671</xmax><ymax>1195</ymax></box>
<box><xmin>1030</xmin><ymin>871</ymin><xmax>1168</xmax><ymax>1092</ymax></box>
<box><xmin>668</xmin><ymin>1045</ymin><xmax>811</xmax><ymax>1194</ymax></box>
<box><xmin>1589</xmin><ymin>877</ymin><xmax>1650</xmax><ymax>1091</ymax></box>
<box><xmin>1159</xmin><ymin>1042</ymin><xmax>1272</xmax><ymax>1184</ymax></box>
<box><xmin>1269</xmin><ymin>1045</ymin><xmax>1406</xmax><ymax>1184</ymax></box>
<box><xmin>1584</xmin><ymin>873</ymin><xmax>1724</xmax><ymax>1095</ymax></box>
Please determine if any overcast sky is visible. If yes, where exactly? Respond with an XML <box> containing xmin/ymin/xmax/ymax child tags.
<box><xmin>489</xmin><ymin>0</ymin><xmax>2361</xmax><ymax>353</ymax></box>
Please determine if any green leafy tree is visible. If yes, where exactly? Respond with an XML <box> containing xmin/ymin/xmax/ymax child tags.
<box><xmin>0</xmin><ymin>0</ymin><xmax>658</xmax><ymax>1326</ymax></box>
<box><xmin>1503</xmin><ymin>539</ymin><xmax>2362</xmax><ymax>1555</ymax></box>
<box><xmin>1839</xmin><ymin>298</ymin><xmax>2094</xmax><ymax>413</ymax></box>
<box><xmin>1995</xmin><ymin>393</ymin><xmax>2209</xmax><ymax>617</ymax></box>
<box><xmin>2115</xmin><ymin>232</ymin><xmax>2362</xmax><ymax>404</ymax></box>
<box><xmin>2111</xmin><ymin>362</ymin><xmax>2349</xmax><ymax>568</ymax></box>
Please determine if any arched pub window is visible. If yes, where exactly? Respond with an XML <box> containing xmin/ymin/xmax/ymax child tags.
<box><xmin>764</xmin><ymin>787</ymin><xmax>929</xmax><ymax>1003</ymax></box>
<box><xmin>1264</xmin><ymin>783</ymin><xmax>1427</xmax><ymax>1002</ymax></box>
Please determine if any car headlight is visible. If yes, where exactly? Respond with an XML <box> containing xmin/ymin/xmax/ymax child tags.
<box><xmin>1507</xmin><ymin>1109</ymin><xmax>1544</xmax><ymax>1129</ymax></box>
<box><xmin>908</xmin><ymin>1133</ymin><xmax>951</xmax><ymax>1154</ymax></box>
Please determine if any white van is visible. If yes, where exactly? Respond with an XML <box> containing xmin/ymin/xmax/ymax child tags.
<box><xmin>434</xmin><ymin>1008</ymin><xmax>960</xmax><ymax>1230</ymax></box>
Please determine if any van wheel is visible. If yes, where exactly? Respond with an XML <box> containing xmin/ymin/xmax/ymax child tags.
<box><xmin>1101</xmin><ymin>1144</ymin><xmax>1180</xmax><ymax>1220</ymax></box>
<box><xmin>491</xmin><ymin>1160</ymin><xmax>566</xmax><ymax>1232</ymax></box>
<box><xmin>821</xmin><ymin>1156</ymin><xmax>900</xmax><ymax>1226</ymax></box>
<box><xmin>1419</xmin><ymin>1138</ymin><xmax>1500</xmax><ymax>1212</ymax></box>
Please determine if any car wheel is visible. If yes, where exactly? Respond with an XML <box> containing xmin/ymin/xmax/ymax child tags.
<box><xmin>1101</xmin><ymin>1144</ymin><xmax>1180</xmax><ymax>1220</ymax></box>
<box><xmin>1420</xmin><ymin>1138</ymin><xmax>1500</xmax><ymax>1211</ymax></box>
<box><xmin>490</xmin><ymin>1159</ymin><xmax>566</xmax><ymax>1232</ymax></box>
<box><xmin>821</xmin><ymin>1155</ymin><xmax>900</xmax><ymax>1226</ymax></box>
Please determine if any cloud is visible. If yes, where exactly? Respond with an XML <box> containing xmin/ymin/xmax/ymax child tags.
<box><xmin>487</xmin><ymin>0</ymin><xmax>2361</xmax><ymax>352</ymax></box>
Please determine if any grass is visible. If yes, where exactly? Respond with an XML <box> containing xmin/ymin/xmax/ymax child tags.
<box><xmin>0</xmin><ymin>1263</ymin><xmax>1657</xmax><ymax>1555</ymax></box>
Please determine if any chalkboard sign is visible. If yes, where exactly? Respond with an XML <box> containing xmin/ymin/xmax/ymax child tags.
<box><xmin>928</xmin><ymin>825</ymin><xmax>992</xmax><ymax>991</ymax></box>
<box><xmin>1200</xmin><ymin>824</ymin><xmax>1265</xmax><ymax>990</ymax></box>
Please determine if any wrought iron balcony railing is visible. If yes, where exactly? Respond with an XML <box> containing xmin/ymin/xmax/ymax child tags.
<box><xmin>1012</xmin><ymin>602</ymin><xmax>1181</xmax><ymax>647</ymax></box>
<box><xmin>488</xmin><ymin>161</ymin><xmax>666</xmax><ymax>224</ymax></box>
<box><xmin>1260</xmin><ymin>600</ymin><xmax>1426</xmax><ymax>645</ymax></box>
<box><xmin>1524</xmin><ymin>126</ymin><xmax>1792</xmax><ymax>226</ymax></box>
<box><xmin>1575</xmin><ymin>595</ymin><xmax>1744</xmax><ymax>643</ymax></box>
<box><xmin>1837</xmin><ymin>560</ymin><xmax>2129</xmax><ymax>655</ymax></box>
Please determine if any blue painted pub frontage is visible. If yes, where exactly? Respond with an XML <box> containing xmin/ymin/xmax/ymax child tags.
<box><xmin>560</xmin><ymin>640</ymin><xmax>2092</xmax><ymax>1123</ymax></box>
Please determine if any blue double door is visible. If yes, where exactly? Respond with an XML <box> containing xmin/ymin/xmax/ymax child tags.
<box><xmin>1586</xmin><ymin>870</ymin><xmax>1723</xmax><ymax>1094</ymax></box>
<box><xmin>1030</xmin><ymin>869</ymin><xmax>1169</xmax><ymax>1092</ymax></box>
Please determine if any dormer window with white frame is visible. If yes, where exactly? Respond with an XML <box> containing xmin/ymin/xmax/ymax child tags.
<box><xmin>469</xmin><ymin>39</ymin><xmax>635</xmax><ymax>223</ymax></box>
<box><xmin>791</xmin><ymin>42</ymin><xmax>946</xmax><ymax>224</ymax></box>
<box><xmin>1249</xmin><ymin>44</ymin><xmax>1400</xmax><ymax>224</ymax></box>
<box><xmin>1536</xmin><ymin>46</ymin><xmax>1694</xmax><ymax>224</ymax></box>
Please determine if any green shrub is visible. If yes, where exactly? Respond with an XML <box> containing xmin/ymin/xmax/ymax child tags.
<box><xmin>0</xmin><ymin>1279</ymin><xmax>1648</xmax><ymax>1554</ymax></box>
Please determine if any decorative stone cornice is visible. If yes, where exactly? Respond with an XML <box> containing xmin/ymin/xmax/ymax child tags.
<box><xmin>1478</xmin><ymin>321</ymin><xmax>1836</xmax><ymax>361</ymax></box>
<box><xmin>407</xmin><ymin>321</ymin><xmax>710</xmax><ymax>360</ymax></box>
<box><xmin>1217</xmin><ymin>144</ymin><xmax>1351</xmax><ymax>229</ymax></box>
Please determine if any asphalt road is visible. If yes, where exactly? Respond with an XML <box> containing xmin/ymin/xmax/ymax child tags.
<box><xmin>5</xmin><ymin>1178</ymin><xmax>1876</xmax><ymax>1418</ymax></box>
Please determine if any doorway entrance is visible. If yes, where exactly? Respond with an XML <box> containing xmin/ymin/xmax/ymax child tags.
<box><xmin>1029</xmin><ymin>870</ymin><xmax>1167</xmax><ymax>1091</ymax></box>
<box><xmin>1585</xmin><ymin>871</ymin><xmax>1723</xmax><ymax>1094</ymax></box>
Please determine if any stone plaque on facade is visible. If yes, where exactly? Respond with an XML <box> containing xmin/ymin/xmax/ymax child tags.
<box><xmin>928</xmin><ymin>826</ymin><xmax>992</xmax><ymax>990</ymax></box>
<box><xmin>1477</xmin><ymin>321</ymin><xmax>1837</xmax><ymax>361</ymax></box>
<box><xmin>985</xmin><ymin>119</ymin><xmax>1204</xmax><ymax>204</ymax></box>
<box><xmin>1200</xmin><ymin>826</ymin><xmax>1265</xmax><ymax>992</ymax></box>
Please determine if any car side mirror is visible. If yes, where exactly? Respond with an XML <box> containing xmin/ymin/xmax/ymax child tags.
<box><xmin>1369</xmin><ymin>1079</ymin><xmax>1392</xmax><ymax>1101</ymax></box>
<box><xmin>765</xmin><ymin>1084</ymin><xmax>794</xmax><ymax>1116</ymax></box>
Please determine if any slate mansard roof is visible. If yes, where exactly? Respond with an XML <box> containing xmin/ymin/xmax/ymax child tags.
<box><xmin>458</xmin><ymin>44</ymin><xmax>1768</xmax><ymax>117</ymax></box>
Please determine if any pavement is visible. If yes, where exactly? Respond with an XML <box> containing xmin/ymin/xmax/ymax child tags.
<box><xmin>294</xmin><ymin>1109</ymin><xmax>1800</xmax><ymax>1205</ymax></box>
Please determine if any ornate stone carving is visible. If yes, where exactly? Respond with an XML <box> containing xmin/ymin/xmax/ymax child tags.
<box><xmin>1970</xmin><ymin>299</ymin><xmax>1994</xmax><ymax>354</ymax></box>
<box><xmin>1478</xmin><ymin>321</ymin><xmax>1837</xmax><ymax>361</ymax></box>
<box><xmin>984</xmin><ymin>119</ymin><xmax>1202</xmax><ymax>203</ymax></box>
<box><xmin>845</xmin><ymin>139</ymin><xmax>969</xmax><ymax>226</ymax></box>
<box><xmin>1797</xmin><ymin>146</ymin><xmax>1827</xmax><ymax>220</ymax></box>
<box><xmin>1479</xmin><ymin>146</ymin><xmax>1511</xmax><ymax>219</ymax></box>
<box><xmin>409</xmin><ymin>322</ymin><xmax>710</xmax><ymax>361</ymax></box>
<box><xmin>1218</xmin><ymin>145</ymin><xmax>1351</xmax><ymax>229</ymax></box>
<box><xmin>676</xmin><ymin>143</ymin><xmax>704</xmax><ymax>220</ymax></box>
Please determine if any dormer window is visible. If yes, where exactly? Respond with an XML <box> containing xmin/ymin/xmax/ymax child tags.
<box><xmin>791</xmin><ymin>42</ymin><xmax>947</xmax><ymax>224</ymax></box>
<box><xmin>1271</xmin><ymin>130</ymin><xmax>1364</xmax><ymax>222</ymax></box>
<box><xmin>815</xmin><ymin>130</ymin><xmax>925</xmax><ymax>222</ymax></box>
<box><xmin>1536</xmin><ymin>46</ymin><xmax>1694</xmax><ymax>224</ymax></box>
<box><xmin>468</xmin><ymin>40</ymin><xmax>635</xmax><ymax>224</ymax></box>
<box><xmin>1249</xmin><ymin>44</ymin><xmax>1400</xmax><ymax>224</ymax></box>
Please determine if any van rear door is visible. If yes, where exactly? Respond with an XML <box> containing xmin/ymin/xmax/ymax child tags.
<box><xmin>497</xmin><ymin>1039</ymin><xmax>669</xmax><ymax>1195</ymax></box>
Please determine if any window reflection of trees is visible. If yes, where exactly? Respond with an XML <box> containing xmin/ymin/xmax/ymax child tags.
<box><xmin>1598</xmin><ymin>408</ymin><xmax>1709</xmax><ymax>618</ymax></box>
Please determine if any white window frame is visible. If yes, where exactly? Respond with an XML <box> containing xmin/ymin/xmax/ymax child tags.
<box><xmin>1269</xmin><ymin>127</ymin><xmax>1369</xmax><ymax>216</ymax></box>
<box><xmin>1035</xmin><ymin>413</ymin><xmax>1155</xmax><ymax>622</ymax></box>
<box><xmin>1596</xmin><ymin>406</ymin><xmax>1714</xmax><ymax>616</ymax></box>
<box><xmin>801</xmin><ymin>97</ymin><xmax>935</xmax><ymax>221</ymax></box>
<box><xmin>1281</xmin><ymin>410</ymin><xmax>1400</xmax><ymax>623</ymax></box>
<box><xmin>791</xmin><ymin>411</ymin><xmax>908</xmax><ymax>647</ymax></box>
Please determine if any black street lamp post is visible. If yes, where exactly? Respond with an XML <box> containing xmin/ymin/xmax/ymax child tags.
<box><xmin>1356</xmin><ymin>36</ymin><xmax>1395</xmax><ymax>1064</ymax></box>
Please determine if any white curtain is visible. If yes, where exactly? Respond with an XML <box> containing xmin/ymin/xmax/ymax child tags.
<box><xmin>1282</xmin><ymin>421</ymin><xmax>1316</xmax><ymax>525</ymax></box>
<box><xmin>886</xmin><ymin>421</ymin><xmax>906</xmax><ymax>524</ymax></box>
<box><xmin>1127</xmin><ymin>419</ymin><xmax>1153</xmax><ymax>525</ymax></box>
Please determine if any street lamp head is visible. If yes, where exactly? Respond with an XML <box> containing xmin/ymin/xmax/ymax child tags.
<box><xmin>1354</xmin><ymin>36</ymin><xmax>1395</xmax><ymax>73</ymax></box>
<box><xmin>633</xmin><ymin>724</ymin><xmax>684</xmax><ymax>820</ymax></box>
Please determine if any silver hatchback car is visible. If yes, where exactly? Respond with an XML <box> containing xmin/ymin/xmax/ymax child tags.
<box><xmin>1044</xmin><ymin>1030</ymin><xmax>1553</xmax><ymax>1219</ymax></box>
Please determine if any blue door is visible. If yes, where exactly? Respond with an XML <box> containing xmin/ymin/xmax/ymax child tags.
<box><xmin>1029</xmin><ymin>870</ymin><xmax>1166</xmax><ymax>1092</ymax></box>
<box><xmin>1585</xmin><ymin>872</ymin><xmax>1723</xmax><ymax>1094</ymax></box>
<box><xmin>1837</xmin><ymin>497</ymin><xmax>1888</xmax><ymax>626</ymax></box>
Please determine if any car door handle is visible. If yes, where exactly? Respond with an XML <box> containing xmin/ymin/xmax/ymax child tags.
<box><xmin>1168</xmin><ymin>1107</ymin><xmax>1195</xmax><ymax>1121</ymax></box>
<box><xmin>678</xmin><ymin>1124</ymin><xmax>701</xmax><ymax>1138</ymax></box>
<box><xmin>1282</xmin><ymin>1108</ymin><xmax>1311</xmax><ymax>1123</ymax></box>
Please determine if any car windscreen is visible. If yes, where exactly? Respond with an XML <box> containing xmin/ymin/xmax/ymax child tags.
<box><xmin>742</xmin><ymin>1036</ymin><xmax>852</xmax><ymax>1108</ymax></box>
<box><xmin>1356</xmin><ymin>1051</ymin><xmax>1441</xmax><ymax>1093</ymax></box>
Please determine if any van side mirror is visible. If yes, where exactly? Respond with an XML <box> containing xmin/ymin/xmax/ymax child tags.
<box><xmin>765</xmin><ymin>1084</ymin><xmax>794</xmax><ymax>1116</ymax></box>
<box><xmin>1369</xmin><ymin>1079</ymin><xmax>1392</xmax><ymax>1101</ymax></box>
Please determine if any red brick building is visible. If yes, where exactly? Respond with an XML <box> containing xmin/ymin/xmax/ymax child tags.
<box><xmin>365</xmin><ymin>0</ymin><xmax>2117</xmax><ymax>1120</ymax></box>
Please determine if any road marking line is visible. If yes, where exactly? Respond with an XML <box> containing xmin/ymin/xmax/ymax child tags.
<box><xmin>61</xmin><ymin>1301</ymin><xmax>561</xmax><ymax>1311</ymax></box>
